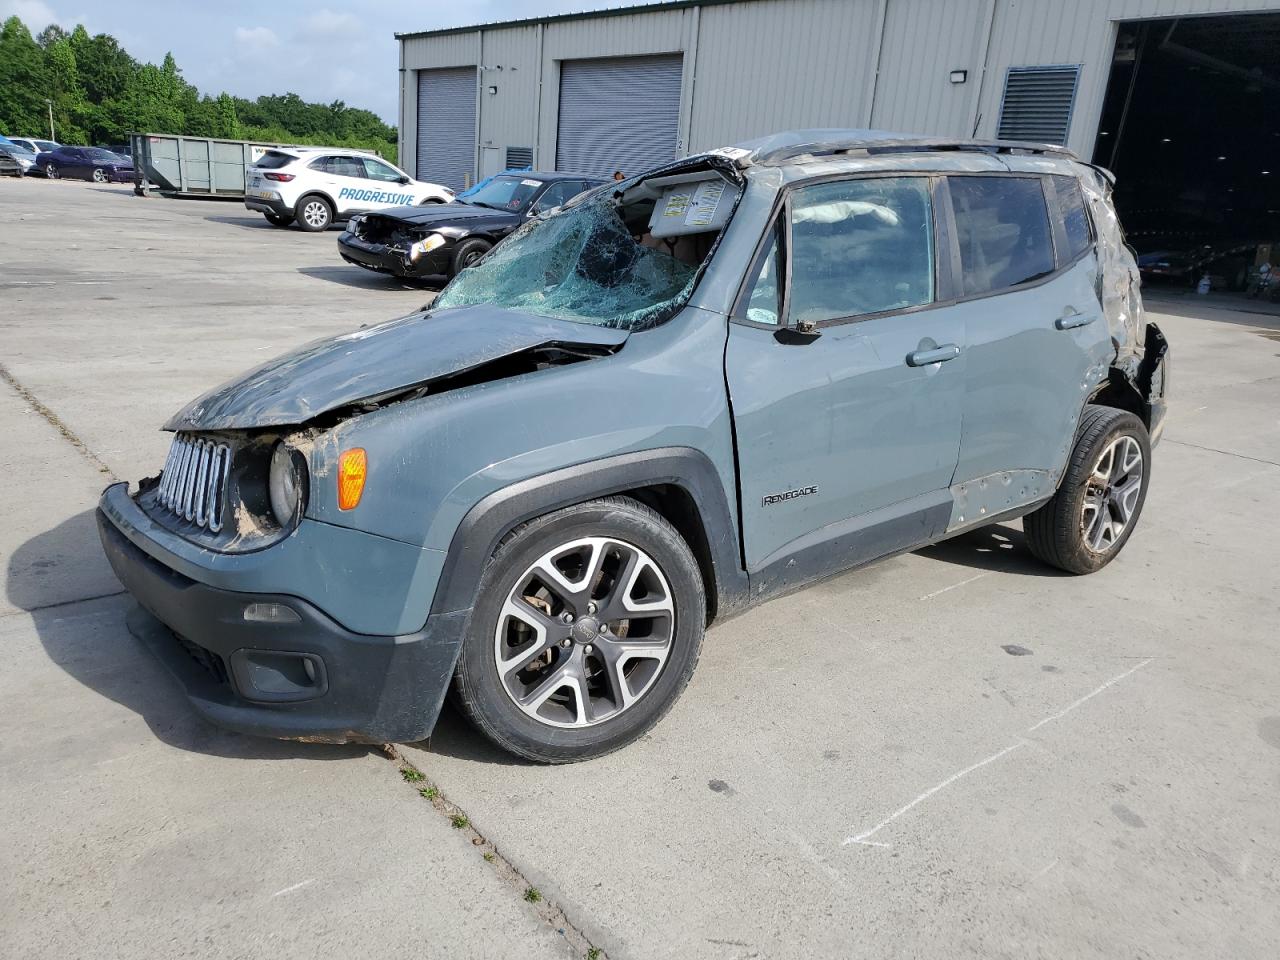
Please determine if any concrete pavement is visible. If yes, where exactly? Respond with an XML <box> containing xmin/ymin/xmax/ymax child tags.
<box><xmin>2</xmin><ymin>175</ymin><xmax>1278</xmax><ymax>959</ymax></box>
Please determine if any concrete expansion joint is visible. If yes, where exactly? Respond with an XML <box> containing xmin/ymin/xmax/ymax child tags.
<box><xmin>380</xmin><ymin>743</ymin><xmax>608</xmax><ymax>960</ymax></box>
<box><xmin>1162</xmin><ymin>438</ymin><xmax>1280</xmax><ymax>469</ymax></box>
<box><xmin>0</xmin><ymin>362</ymin><xmax>119</xmax><ymax>481</ymax></box>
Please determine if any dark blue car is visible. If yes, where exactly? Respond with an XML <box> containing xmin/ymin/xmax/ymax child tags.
<box><xmin>36</xmin><ymin>146</ymin><xmax>134</xmax><ymax>183</ymax></box>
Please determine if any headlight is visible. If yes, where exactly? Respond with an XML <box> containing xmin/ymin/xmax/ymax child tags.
<box><xmin>268</xmin><ymin>442</ymin><xmax>309</xmax><ymax>529</ymax></box>
<box><xmin>347</xmin><ymin>214</ymin><xmax>364</xmax><ymax>231</ymax></box>
<box><xmin>409</xmin><ymin>233</ymin><xmax>447</xmax><ymax>262</ymax></box>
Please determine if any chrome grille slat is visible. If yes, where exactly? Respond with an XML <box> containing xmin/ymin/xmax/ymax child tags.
<box><xmin>156</xmin><ymin>433</ymin><xmax>232</xmax><ymax>533</ymax></box>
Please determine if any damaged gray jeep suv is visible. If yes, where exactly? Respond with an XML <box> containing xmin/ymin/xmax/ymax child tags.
<box><xmin>98</xmin><ymin>130</ymin><xmax>1169</xmax><ymax>762</ymax></box>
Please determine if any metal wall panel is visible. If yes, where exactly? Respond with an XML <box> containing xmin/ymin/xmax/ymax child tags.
<box><xmin>398</xmin><ymin>0</ymin><xmax>1280</xmax><ymax>171</ymax></box>
<box><xmin>475</xmin><ymin>25</ymin><xmax>542</xmax><ymax>168</ymax></box>
<box><xmin>870</xmin><ymin>0</ymin><xmax>993</xmax><ymax>137</ymax></box>
<box><xmin>416</xmin><ymin>68</ymin><xmax>477</xmax><ymax>191</ymax></box>
<box><xmin>688</xmin><ymin>0</ymin><xmax>882</xmax><ymax>151</ymax></box>
<box><xmin>556</xmin><ymin>55</ymin><xmax>684</xmax><ymax>176</ymax></box>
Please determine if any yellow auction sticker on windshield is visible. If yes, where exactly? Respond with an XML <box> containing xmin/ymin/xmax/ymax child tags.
<box><xmin>685</xmin><ymin>181</ymin><xmax>726</xmax><ymax>227</ymax></box>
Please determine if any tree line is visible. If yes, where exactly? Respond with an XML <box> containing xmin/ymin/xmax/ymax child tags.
<box><xmin>0</xmin><ymin>17</ymin><xmax>397</xmax><ymax>158</ymax></box>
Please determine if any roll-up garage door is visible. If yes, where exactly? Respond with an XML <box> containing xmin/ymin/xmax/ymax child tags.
<box><xmin>556</xmin><ymin>55</ymin><xmax>683</xmax><ymax>178</ymax></box>
<box><xmin>416</xmin><ymin>67</ymin><xmax>476</xmax><ymax>192</ymax></box>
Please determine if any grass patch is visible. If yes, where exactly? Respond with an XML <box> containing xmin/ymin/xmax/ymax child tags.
<box><xmin>586</xmin><ymin>949</ymin><xmax>602</xmax><ymax>960</ymax></box>
<box><xmin>418</xmin><ymin>786</ymin><xmax>438</xmax><ymax>800</ymax></box>
<box><xmin>450</xmin><ymin>813</ymin><xmax>469</xmax><ymax>829</ymax></box>
<box><xmin>523</xmin><ymin>886</ymin><xmax>542</xmax><ymax>903</ymax></box>
<box><xmin>401</xmin><ymin>768</ymin><xmax>425</xmax><ymax>783</ymax></box>
<box><xmin>483</xmin><ymin>851</ymin><xmax>495</xmax><ymax>863</ymax></box>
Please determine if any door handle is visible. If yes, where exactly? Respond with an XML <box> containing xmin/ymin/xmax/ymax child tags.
<box><xmin>1055</xmin><ymin>312</ymin><xmax>1097</xmax><ymax>330</ymax></box>
<box><xmin>906</xmin><ymin>343</ymin><xmax>961</xmax><ymax>367</ymax></box>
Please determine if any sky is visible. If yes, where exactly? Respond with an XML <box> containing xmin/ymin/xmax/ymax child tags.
<box><xmin>0</xmin><ymin>0</ymin><xmax>644</xmax><ymax>123</ymax></box>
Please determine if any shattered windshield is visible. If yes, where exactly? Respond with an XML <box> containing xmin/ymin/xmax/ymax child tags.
<box><xmin>433</xmin><ymin>191</ymin><xmax>706</xmax><ymax>331</ymax></box>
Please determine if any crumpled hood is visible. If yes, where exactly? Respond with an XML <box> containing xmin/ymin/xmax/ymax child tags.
<box><xmin>164</xmin><ymin>305</ymin><xmax>629</xmax><ymax>431</ymax></box>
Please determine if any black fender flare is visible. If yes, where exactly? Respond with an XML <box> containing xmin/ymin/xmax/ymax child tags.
<box><xmin>427</xmin><ymin>447</ymin><xmax>749</xmax><ymax>625</ymax></box>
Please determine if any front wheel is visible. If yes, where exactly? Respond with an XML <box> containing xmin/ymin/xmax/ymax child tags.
<box><xmin>92</xmin><ymin>167</ymin><xmax>107</xmax><ymax>183</ymax></box>
<box><xmin>1023</xmin><ymin>406</ymin><xmax>1151</xmax><ymax>575</ymax></box>
<box><xmin>44</xmin><ymin>162</ymin><xmax>59</xmax><ymax>179</ymax></box>
<box><xmin>296</xmin><ymin>196</ymin><xmax>333</xmax><ymax>232</ymax></box>
<box><xmin>450</xmin><ymin>237</ymin><xmax>492</xmax><ymax>276</ymax></box>
<box><xmin>453</xmin><ymin>496</ymin><xmax>706</xmax><ymax>763</ymax></box>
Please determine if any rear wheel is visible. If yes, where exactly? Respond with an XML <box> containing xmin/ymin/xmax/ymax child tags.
<box><xmin>450</xmin><ymin>237</ymin><xmax>492</xmax><ymax>275</ymax></box>
<box><xmin>263</xmin><ymin>212</ymin><xmax>294</xmax><ymax>227</ymax></box>
<box><xmin>44</xmin><ymin>162</ymin><xmax>59</xmax><ymax>179</ymax></box>
<box><xmin>92</xmin><ymin>167</ymin><xmax>107</xmax><ymax>183</ymax></box>
<box><xmin>1023</xmin><ymin>406</ymin><xmax>1151</xmax><ymax>575</ymax></box>
<box><xmin>297</xmin><ymin>196</ymin><xmax>333</xmax><ymax>232</ymax></box>
<box><xmin>453</xmin><ymin>496</ymin><xmax>705</xmax><ymax>763</ymax></box>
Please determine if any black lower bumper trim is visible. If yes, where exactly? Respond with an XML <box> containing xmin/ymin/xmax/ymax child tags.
<box><xmin>337</xmin><ymin>234</ymin><xmax>449</xmax><ymax>279</ymax></box>
<box><xmin>244</xmin><ymin>196</ymin><xmax>292</xmax><ymax>218</ymax></box>
<box><xmin>97</xmin><ymin>508</ymin><xmax>468</xmax><ymax>743</ymax></box>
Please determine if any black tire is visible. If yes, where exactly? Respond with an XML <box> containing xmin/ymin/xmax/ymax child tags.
<box><xmin>264</xmin><ymin>212</ymin><xmax>294</xmax><ymax>227</ymax></box>
<box><xmin>453</xmin><ymin>496</ymin><xmax>706</xmax><ymax>763</ymax></box>
<box><xmin>450</xmin><ymin>237</ymin><xmax>492</xmax><ymax>276</ymax></box>
<box><xmin>1023</xmin><ymin>406</ymin><xmax>1151</xmax><ymax>575</ymax></box>
<box><xmin>91</xmin><ymin>167</ymin><xmax>107</xmax><ymax>183</ymax></box>
<box><xmin>296</xmin><ymin>195</ymin><xmax>333</xmax><ymax>232</ymax></box>
<box><xmin>44</xmin><ymin>162</ymin><xmax>59</xmax><ymax>179</ymax></box>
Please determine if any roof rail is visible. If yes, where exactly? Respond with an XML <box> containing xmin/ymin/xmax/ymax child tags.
<box><xmin>755</xmin><ymin>137</ymin><xmax>1079</xmax><ymax>167</ymax></box>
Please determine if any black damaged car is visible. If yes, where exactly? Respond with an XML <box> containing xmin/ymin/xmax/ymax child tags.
<box><xmin>337</xmin><ymin>171</ymin><xmax>607</xmax><ymax>281</ymax></box>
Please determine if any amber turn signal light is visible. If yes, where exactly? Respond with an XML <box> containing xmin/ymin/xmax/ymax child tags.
<box><xmin>337</xmin><ymin>448</ymin><xmax>367</xmax><ymax>510</ymax></box>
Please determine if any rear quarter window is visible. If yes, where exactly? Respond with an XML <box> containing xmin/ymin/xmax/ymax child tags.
<box><xmin>1049</xmin><ymin>174</ymin><xmax>1093</xmax><ymax>262</ymax></box>
<box><xmin>255</xmin><ymin>151</ymin><xmax>297</xmax><ymax>170</ymax></box>
<box><xmin>948</xmin><ymin>176</ymin><xmax>1056</xmax><ymax>296</ymax></box>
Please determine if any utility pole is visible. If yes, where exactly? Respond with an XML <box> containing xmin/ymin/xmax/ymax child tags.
<box><xmin>46</xmin><ymin>99</ymin><xmax>55</xmax><ymax>141</ymax></box>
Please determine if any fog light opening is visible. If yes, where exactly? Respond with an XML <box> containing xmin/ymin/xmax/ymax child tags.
<box><xmin>243</xmin><ymin>602</ymin><xmax>302</xmax><ymax>624</ymax></box>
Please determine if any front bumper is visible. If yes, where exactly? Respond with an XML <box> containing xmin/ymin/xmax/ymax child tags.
<box><xmin>96</xmin><ymin>492</ymin><xmax>467</xmax><ymax>744</ymax></box>
<box><xmin>337</xmin><ymin>232</ymin><xmax>452</xmax><ymax>278</ymax></box>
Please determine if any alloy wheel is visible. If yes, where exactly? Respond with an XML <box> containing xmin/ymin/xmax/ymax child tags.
<box><xmin>92</xmin><ymin>168</ymin><xmax>106</xmax><ymax>183</ymax></box>
<box><xmin>46</xmin><ymin>163</ymin><xmax>58</xmax><ymax>179</ymax></box>
<box><xmin>493</xmin><ymin>536</ymin><xmax>676</xmax><ymax>728</ymax></box>
<box><xmin>1081</xmin><ymin>434</ymin><xmax>1144</xmax><ymax>553</ymax></box>
<box><xmin>302</xmin><ymin>201</ymin><xmax>329</xmax><ymax>228</ymax></box>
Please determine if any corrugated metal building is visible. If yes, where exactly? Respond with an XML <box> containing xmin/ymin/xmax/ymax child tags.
<box><xmin>396</xmin><ymin>0</ymin><xmax>1279</xmax><ymax>191</ymax></box>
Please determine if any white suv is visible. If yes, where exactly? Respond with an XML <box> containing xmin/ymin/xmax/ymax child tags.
<box><xmin>244</xmin><ymin>148</ymin><xmax>453</xmax><ymax>232</ymax></box>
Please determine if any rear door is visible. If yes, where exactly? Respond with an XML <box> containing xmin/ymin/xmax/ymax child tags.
<box><xmin>726</xmin><ymin>175</ymin><xmax>965</xmax><ymax>572</ymax></box>
<box><xmin>943</xmin><ymin>174</ymin><xmax>1113</xmax><ymax>490</ymax></box>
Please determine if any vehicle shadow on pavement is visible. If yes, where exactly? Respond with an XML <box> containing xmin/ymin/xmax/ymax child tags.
<box><xmin>407</xmin><ymin>703</ymin><xmax>534</xmax><ymax>766</ymax></box>
<box><xmin>8</xmin><ymin>510</ymin><xmax>373</xmax><ymax>762</ymax></box>
<box><xmin>296</xmin><ymin>265</ymin><xmax>441</xmax><ymax>292</ymax></box>
<box><xmin>202</xmin><ymin>214</ymin><xmax>305</xmax><ymax>232</ymax></box>
<box><xmin>916</xmin><ymin>522</ymin><xmax>1068</xmax><ymax>577</ymax></box>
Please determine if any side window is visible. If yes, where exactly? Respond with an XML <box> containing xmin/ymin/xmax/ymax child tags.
<box><xmin>363</xmin><ymin>157</ymin><xmax>403</xmax><ymax>182</ymax></box>
<box><xmin>332</xmin><ymin>156</ymin><xmax>366</xmax><ymax>179</ymax></box>
<box><xmin>532</xmin><ymin>181</ymin><xmax>581</xmax><ymax>212</ymax></box>
<box><xmin>1049</xmin><ymin>175</ymin><xmax>1092</xmax><ymax>262</ymax></box>
<box><xmin>742</xmin><ymin>225</ymin><xmax>782</xmax><ymax>325</ymax></box>
<box><xmin>309</xmin><ymin>156</ymin><xmax>336</xmax><ymax>175</ymax></box>
<box><xmin>787</xmin><ymin>177</ymin><xmax>935</xmax><ymax>325</ymax></box>
<box><xmin>948</xmin><ymin>176</ymin><xmax>1056</xmax><ymax>296</ymax></box>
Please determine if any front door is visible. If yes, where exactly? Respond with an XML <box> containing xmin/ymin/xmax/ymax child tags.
<box><xmin>726</xmin><ymin>175</ymin><xmax>965</xmax><ymax>571</ymax></box>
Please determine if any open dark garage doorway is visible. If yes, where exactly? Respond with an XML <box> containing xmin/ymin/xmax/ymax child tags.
<box><xmin>1095</xmin><ymin>13</ymin><xmax>1280</xmax><ymax>295</ymax></box>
